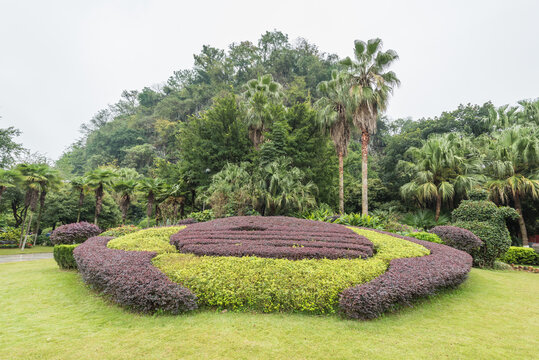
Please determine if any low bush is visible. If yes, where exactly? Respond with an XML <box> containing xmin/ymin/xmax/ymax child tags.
<box><xmin>402</xmin><ymin>210</ymin><xmax>450</xmax><ymax>230</ymax></box>
<box><xmin>53</xmin><ymin>245</ymin><xmax>79</xmax><ymax>269</ymax></box>
<box><xmin>74</xmin><ymin>236</ymin><xmax>197</xmax><ymax>314</ymax></box>
<box><xmin>405</xmin><ymin>231</ymin><xmax>443</xmax><ymax>244</ymax></box>
<box><xmin>0</xmin><ymin>227</ymin><xmax>22</xmax><ymax>247</ymax></box>
<box><xmin>187</xmin><ymin>210</ymin><xmax>215</xmax><ymax>222</ymax></box>
<box><xmin>339</xmin><ymin>230</ymin><xmax>473</xmax><ymax>320</ymax></box>
<box><xmin>50</xmin><ymin>222</ymin><xmax>101</xmax><ymax>245</ymax></box>
<box><xmin>107</xmin><ymin>226</ymin><xmax>184</xmax><ymax>254</ymax></box>
<box><xmin>171</xmin><ymin>216</ymin><xmax>374</xmax><ymax>260</ymax></box>
<box><xmin>100</xmin><ymin>225</ymin><xmax>140</xmax><ymax>237</ymax></box>
<box><xmin>500</xmin><ymin>247</ymin><xmax>539</xmax><ymax>265</ymax></box>
<box><xmin>156</xmin><ymin>228</ymin><xmax>428</xmax><ymax>314</ymax></box>
<box><xmin>429</xmin><ymin>225</ymin><xmax>483</xmax><ymax>254</ymax></box>
<box><xmin>332</xmin><ymin>214</ymin><xmax>383</xmax><ymax>229</ymax></box>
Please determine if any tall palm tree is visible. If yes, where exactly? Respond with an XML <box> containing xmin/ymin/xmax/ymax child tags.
<box><xmin>167</xmin><ymin>183</ymin><xmax>187</xmax><ymax>222</ymax></box>
<box><xmin>242</xmin><ymin>74</ymin><xmax>283</xmax><ymax>149</ymax></box>
<box><xmin>137</xmin><ymin>177</ymin><xmax>164</xmax><ymax>223</ymax></box>
<box><xmin>86</xmin><ymin>168</ymin><xmax>117</xmax><ymax>226</ymax></box>
<box><xmin>315</xmin><ymin>70</ymin><xmax>356</xmax><ymax>213</ymax></box>
<box><xmin>399</xmin><ymin>134</ymin><xmax>481</xmax><ymax>221</ymax></box>
<box><xmin>113</xmin><ymin>179</ymin><xmax>138</xmax><ymax>224</ymax></box>
<box><xmin>340</xmin><ymin>38</ymin><xmax>400</xmax><ymax>215</ymax></box>
<box><xmin>70</xmin><ymin>176</ymin><xmax>89</xmax><ymax>222</ymax></box>
<box><xmin>487</xmin><ymin>104</ymin><xmax>519</xmax><ymax>130</ymax></box>
<box><xmin>32</xmin><ymin>165</ymin><xmax>61</xmax><ymax>245</ymax></box>
<box><xmin>485</xmin><ymin>126</ymin><xmax>539</xmax><ymax>246</ymax></box>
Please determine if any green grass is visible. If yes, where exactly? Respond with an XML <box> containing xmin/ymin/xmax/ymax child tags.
<box><xmin>0</xmin><ymin>246</ymin><xmax>53</xmax><ymax>255</ymax></box>
<box><xmin>154</xmin><ymin>229</ymin><xmax>429</xmax><ymax>313</ymax></box>
<box><xmin>1</xmin><ymin>260</ymin><xmax>538</xmax><ymax>359</ymax></box>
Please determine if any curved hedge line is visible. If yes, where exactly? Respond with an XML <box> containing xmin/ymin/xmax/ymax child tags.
<box><xmin>107</xmin><ymin>226</ymin><xmax>184</xmax><ymax>254</ymax></box>
<box><xmin>339</xmin><ymin>229</ymin><xmax>473</xmax><ymax>320</ymax></box>
<box><xmin>171</xmin><ymin>216</ymin><xmax>374</xmax><ymax>260</ymax></box>
<box><xmin>74</xmin><ymin>236</ymin><xmax>197</xmax><ymax>314</ymax></box>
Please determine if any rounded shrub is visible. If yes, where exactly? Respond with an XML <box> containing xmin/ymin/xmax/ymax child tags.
<box><xmin>452</xmin><ymin>200</ymin><xmax>515</xmax><ymax>267</ymax></box>
<box><xmin>50</xmin><ymin>222</ymin><xmax>101</xmax><ymax>245</ymax></box>
<box><xmin>53</xmin><ymin>244</ymin><xmax>79</xmax><ymax>269</ymax></box>
<box><xmin>429</xmin><ymin>225</ymin><xmax>483</xmax><ymax>254</ymax></box>
<box><xmin>107</xmin><ymin>226</ymin><xmax>184</xmax><ymax>254</ymax></box>
<box><xmin>100</xmin><ymin>225</ymin><xmax>140</xmax><ymax>237</ymax></box>
<box><xmin>405</xmin><ymin>231</ymin><xmax>443</xmax><ymax>244</ymax></box>
<box><xmin>500</xmin><ymin>246</ymin><xmax>539</xmax><ymax>265</ymax></box>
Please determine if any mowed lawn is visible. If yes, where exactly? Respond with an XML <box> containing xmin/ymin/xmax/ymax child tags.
<box><xmin>0</xmin><ymin>246</ymin><xmax>53</xmax><ymax>255</ymax></box>
<box><xmin>0</xmin><ymin>260</ymin><xmax>537</xmax><ymax>360</ymax></box>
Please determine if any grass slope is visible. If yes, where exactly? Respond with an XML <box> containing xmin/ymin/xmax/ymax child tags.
<box><xmin>0</xmin><ymin>246</ymin><xmax>53</xmax><ymax>255</ymax></box>
<box><xmin>1</xmin><ymin>259</ymin><xmax>537</xmax><ymax>359</ymax></box>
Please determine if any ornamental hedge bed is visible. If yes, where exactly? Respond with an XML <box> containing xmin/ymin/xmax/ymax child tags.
<box><xmin>170</xmin><ymin>216</ymin><xmax>374</xmax><ymax>260</ymax></box>
<box><xmin>73</xmin><ymin>216</ymin><xmax>472</xmax><ymax>319</ymax></box>
<box><xmin>74</xmin><ymin>236</ymin><xmax>197</xmax><ymax>314</ymax></box>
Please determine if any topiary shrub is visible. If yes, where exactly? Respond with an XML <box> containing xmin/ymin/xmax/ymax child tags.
<box><xmin>50</xmin><ymin>222</ymin><xmax>101</xmax><ymax>245</ymax></box>
<box><xmin>53</xmin><ymin>244</ymin><xmax>79</xmax><ymax>269</ymax></box>
<box><xmin>405</xmin><ymin>231</ymin><xmax>443</xmax><ymax>244</ymax></box>
<box><xmin>100</xmin><ymin>225</ymin><xmax>140</xmax><ymax>237</ymax></box>
<box><xmin>107</xmin><ymin>226</ymin><xmax>184</xmax><ymax>254</ymax></box>
<box><xmin>452</xmin><ymin>200</ymin><xmax>515</xmax><ymax>267</ymax></box>
<box><xmin>500</xmin><ymin>246</ymin><xmax>539</xmax><ymax>265</ymax></box>
<box><xmin>74</xmin><ymin>236</ymin><xmax>197</xmax><ymax>314</ymax></box>
<box><xmin>429</xmin><ymin>225</ymin><xmax>483</xmax><ymax>254</ymax></box>
<box><xmin>339</xmin><ymin>230</ymin><xmax>473</xmax><ymax>320</ymax></box>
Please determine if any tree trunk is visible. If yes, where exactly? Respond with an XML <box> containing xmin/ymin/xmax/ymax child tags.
<box><xmin>435</xmin><ymin>193</ymin><xmax>442</xmax><ymax>222</ymax></box>
<box><xmin>77</xmin><ymin>191</ymin><xmax>84</xmax><ymax>222</ymax></box>
<box><xmin>361</xmin><ymin>131</ymin><xmax>369</xmax><ymax>215</ymax></box>
<box><xmin>147</xmin><ymin>192</ymin><xmax>154</xmax><ymax>219</ymax></box>
<box><xmin>94</xmin><ymin>186</ymin><xmax>103</xmax><ymax>226</ymax></box>
<box><xmin>32</xmin><ymin>190</ymin><xmax>47</xmax><ymax>245</ymax></box>
<box><xmin>21</xmin><ymin>212</ymin><xmax>33</xmax><ymax>251</ymax></box>
<box><xmin>338</xmin><ymin>151</ymin><xmax>344</xmax><ymax>214</ymax></box>
<box><xmin>513</xmin><ymin>191</ymin><xmax>529</xmax><ymax>247</ymax></box>
<box><xmin>179</xmin><ymin>198</ymin><xmax>185</xmax><ymax>219</ymax></box>
<box><xmin>19</xmin><ymin>207</ymin><xmax>28</xmax><ymax>245</ymax></box>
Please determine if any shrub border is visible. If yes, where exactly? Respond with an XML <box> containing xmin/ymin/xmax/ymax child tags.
<box><xmin>339</xmin><ymin>229</ymin><xmax>473</xmax><ymax>320</ymax></box>
<box><xmin>73</xmin><ymin>236</ymin><xmax>197</xmax><ymax>314</ymax></box>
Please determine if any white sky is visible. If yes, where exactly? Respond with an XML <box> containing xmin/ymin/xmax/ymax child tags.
<box><xmin>1</xmin><ymin>0</ymin><xmax>538</xmax><ymax>160</ymax></box>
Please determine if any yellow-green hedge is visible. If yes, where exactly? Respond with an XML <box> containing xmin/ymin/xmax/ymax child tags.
<box><xmin>107</xmin><ymin>226</ymin><xmax>185</xmax><ymax>254</ymax></box>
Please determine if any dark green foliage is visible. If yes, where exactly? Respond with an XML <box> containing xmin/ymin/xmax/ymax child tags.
<box><xmin>500</xmin><ymin>246</ymin><xmax>539</xmax><ymax>265</ymax></box>
<box><xmin>187</xmin><ymin>210</ymin><xmax>215</xmax><ymax>222</ymax></box>
<box><xmin>403</xmin><ymin>210</ymin><xmax>450</xmax><ymax>230</ymax></box>
<box><xmin>452</xmin><ymin>200</ymin><xmax>516</xmax><ymax>267</ymax></box>
<box><xmin>53</xmin><ymin>244</ymin><xmax>79</xmax><ymax>269</ymax></box>
<box><xmin>405</xmin><ymin>231</ymin><xmax>443</xmax><ymax>244</ymax></box>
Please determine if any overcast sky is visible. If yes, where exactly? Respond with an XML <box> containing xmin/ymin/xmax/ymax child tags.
<box><xmin>1</xmin><ymin>0</ymin><xmax>538</xmax><ymax>161</ymax></box>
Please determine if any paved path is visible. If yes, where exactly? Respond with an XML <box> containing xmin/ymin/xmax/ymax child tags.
<box><xmin>0</xmin><ymin>253</ymin><xmax>53</xmax><ymax>263</ymax></box>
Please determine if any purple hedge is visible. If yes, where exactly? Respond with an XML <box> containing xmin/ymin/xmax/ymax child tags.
<box><xmin>339</xmin><ymin>229</ymin><xmax>472</xmax><ymax>320</ymax></box>
<box><xmin>50</xmin><ymin>222</ymin><xmax>102</xmax><ymax>245</ymax></box>
<box><xmin>171</xmin><ymin>216</ymin><xmax>374</xmax><ymax>260</ymax></box>
<box><xmin>73</xmin><ymin>236</ymin><xmax>197</xmax><ymax>314</ymax></box>
<box><xmin>429</xmin><ymin>225</ymin><xmax>483</xmax><ymax>254</ymax></box>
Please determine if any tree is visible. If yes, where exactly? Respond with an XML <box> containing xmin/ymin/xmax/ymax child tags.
<box><xmin>0</xmin><ymin>169</ymin><xmax>20</xmax><ymax>204</ymax></box>
<box><xmin>485</xmin><ymin>126</ymin><xmax>539</xmax><ymax>246</ymax></box>
<box><xmin>242</xmin><ymin>74</ymin><xmax>284</xmax><ymax>149</ymax></box>
<box><xmin>341</xmin><ymin>38</ymin><xmax>400</xmax><ymax>215</ymax></box>
<box><xmin>137</xmin><ymin>177</ymin><xmax>164</xmax><ymax>223</ymax></box>
<box><xmin>399</xmin><ymin>134</ymin><xmax>481</xmax><ymax>221</ymax></box>
<box><xmin>70</xmin><ymin>176</ymin><xmax>89</xmax><ymax>222</ymax></box>
<box><xmin>0</xmin><ymin>127</ymin><xmax>24</xmax><ymax>168</ymax></box>
<box><xmin>86</xmin><ymin>168</ymin><xmax>117</xmax><ymax>226</ymax></box>
<box><xmin>315</xmin><ymin>70</ymin><xmax>356</xmax><ymax>213</ymax></box>
<box><xmin>32</xmin><ymin>165</ymin><xmax>61</xmax><ymax>245</ymax></box>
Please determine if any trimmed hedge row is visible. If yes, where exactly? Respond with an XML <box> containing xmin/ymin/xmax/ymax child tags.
<box><xmin>107</xmin><ymin>226</ymin><xmax>184</xmax><ymax>254</ymax></box>
<box><xmin>73</xmin><ymin>236</ymin><xmax>197</xmax><ymax>314</ymax></box>
<box><xmin>429</xmin><ymin>225</ymin><xmax>483</xmax><ymax>254</ymax></box>
<box><xmin>500</xmin><ymin>247</ymin><xmax>539</xmax><ymax>265</ymax></box>
<box><xmin>171</xmin><ymin>216</ymin><xmax>374</xmax><ymax>260</ymax></box>
<box><xmin>339</xmin><ymin>229</ymin><xmax>472</xmax><ymax>320</ymax></box>
<box><xmin>405</xmin><ymin>231</ymin><xmax>443</xmax><ymax>244</ymax></box>
<box><xmin>100</xmin><ymin>225</ymin><xmax>140</xmax><ymax>237</ymax></box>
<box><xmin>51</xmin><ymin>222</ymin><xmax>102</xmax><ymax>245</ymax></box>
<box><xmin>53</xmin><ymin>244</ymin><xmax>79</xmax><ymax>269</ymax></box>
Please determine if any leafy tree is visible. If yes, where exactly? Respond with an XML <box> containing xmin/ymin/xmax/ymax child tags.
<box><xmin>32</xmin><ymin>165</ymin><xmax>61</xmax><ymax>244</ymax></box>
<box><xmin>0</xmin><ymin>127</ymin><xmax>24</xmax><ymax>168</ymax></box>
<box><xmin>0</xmin><ymin>169</ymin><xmax>20</xmax><ymax>204</ymax></box>
<box><xmin>341</xmin><ymin>38</ymin><xmax>400</xmax><ymax>215</ymax></box>
<box><xmin>485</xmin><ymin>126</ymin><xmax>539</xmax><ymax>246</ymax></box>
<box><xmin>70</xmin><ymin>176</ymin><xmax>90</xmax><ymax>222</ymax></box>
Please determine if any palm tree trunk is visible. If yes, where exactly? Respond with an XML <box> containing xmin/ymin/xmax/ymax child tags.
<box><xmin>338</xmin><ymin>151</ymin><xmax>344</xmax><ymax>214</ymax></box>
<box><xmin>21</xmin><ymin>212</ymin><xmax>33</xmax><ymax>250</ymax></box>
<box><xmin>361</xmin><ymin>131</ymin><xmax>369</xmax><ymax>215</ymax></box>
<box><xmin>77</xmin><ymin>191</ymin><xmax>84</xmax><ymax>222</ymax></box>
<box><xmin>513</xmin><ymin>191</ymin><xmax>529</xmax><ymax>247</ymax></box>
<box><xmin>435</xmin><ymin>194</ymin><xmax>442</xmax><ymax>222</ymax></box>
<box><xmin>94</xmin><ymin>186</ymin><xmax>103</xmax><ymax>226</ymax></box>
<box><xmin>19</xmin><ymin>206</ymin><xmax>28</xmax><ymax>246</ymax></box>
<box><xmin>32</xmin><ymin>191</ymin><xmax>46</xmax><ymax>245</ymax></box>
<box><xmin>147</xmin><ymin>192</ymin><xmax>154</xmax><ymax>219</ymax></box>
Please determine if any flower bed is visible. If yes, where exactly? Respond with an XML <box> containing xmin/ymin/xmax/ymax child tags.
<box><xmin>74</xmin><ymin>236</ymin><xmax>197</xmax><ymax>314</ymax></box>
<box><xmin>339</xmin><ymin>229</ymin><xmax>473</xmax><ymax>320</ymax></box>
<box><xmin>170</xmin><ymin>216</ymin><xmax>374</xmax><ymax>260</ymax></box>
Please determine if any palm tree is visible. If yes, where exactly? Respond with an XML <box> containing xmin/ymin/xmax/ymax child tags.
<box><xmin>399</xmin><ymin>134</ymin><xmax>481</xmax><ymax>221</ymax></box>
<box><xmin>32</xmin><ymin>165</ymin><xmax>61</xmax><ymax>245</ymax></box>
<box><xmin>137</xmin><ymin>177</ymin><xmax>164</xmax><ymax>223</ymax></box>
<box><xmin>86</xmin><ymin>168</ymin><xmax>117</xmax><ymax>226</ymax></box>
<box><xmin>167</xmin><ymin>183</ymin><xmax>187</xmax><ymax>223</ymax></box>
<box><xmin>485</xmin><ymin>126</ymin><xmax>539</xmax><ymax>246</ymax></box>
<box><xmin>242</xmin><ymin>74</ymin><xmax>283</xmax><ymax>149</ymax></box>
<box><xmin>315</xmin><ymin>70</ymin><xmax>356</xmax><ymax>213</ymax></box>
<box><xmin>340</xmin><ymin>38</ymin><xmax>400</xmax><ymax>215</ymax></box>
<box><xmin>70</xmin><ymin>176</ymin><xmax>89</xmax><ymax>222</ymax></box>
<box><xmin>487</xmin><ymin>104</ymin><xmax>519</xmax><ymax>130</ymax></box>
<box><xmin>113</xmin><ymin>179</ymin><xmax>138</xmax><ymax>224</ymax></box>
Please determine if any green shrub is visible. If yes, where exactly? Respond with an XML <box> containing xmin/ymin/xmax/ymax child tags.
<box><xmin>402</xmin><ymin>210</ymin><xmax>449</xmax><ymax>230</ymax></box>
<box><xmin>53</xmin><ymin>245</ymin><xmax>79</xmax><ymax>269</ymax></box>
<box><xmin>153</xmin><ymin>228</ymin><xmax>429</xmax><ymax>314</ymax></box>
<box><xmin>333</xmin><ymin>214</ymin><xmax>383</xmax><ymax>229</ymax></box>
<box><xmin>107</xmin><ymin>226</ymin><xmax>184</xmax><ymax>254</ymax></box>
<box><xmin>452</xmin><ymin>200</ymin><xmax>515</xmax><ymax>267</ymax></box>
<box><xmin>405</xmin><ymin>231</ymin><xmax>443</xmax><ymax>244</ymax></box>
<box><xmin>500</xmin><ymin>247</ymin><xmax>539</xmax><ymax>265</ymax></box>
<box><xmin>187</xmin><ymin>210</ymin><xmax>215</xmax><ymax>222</ymax></box>
<box><xmin>100</xmin><ymin>225</ymin><xmax>140</xmax><ymax>237</ymax></box>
